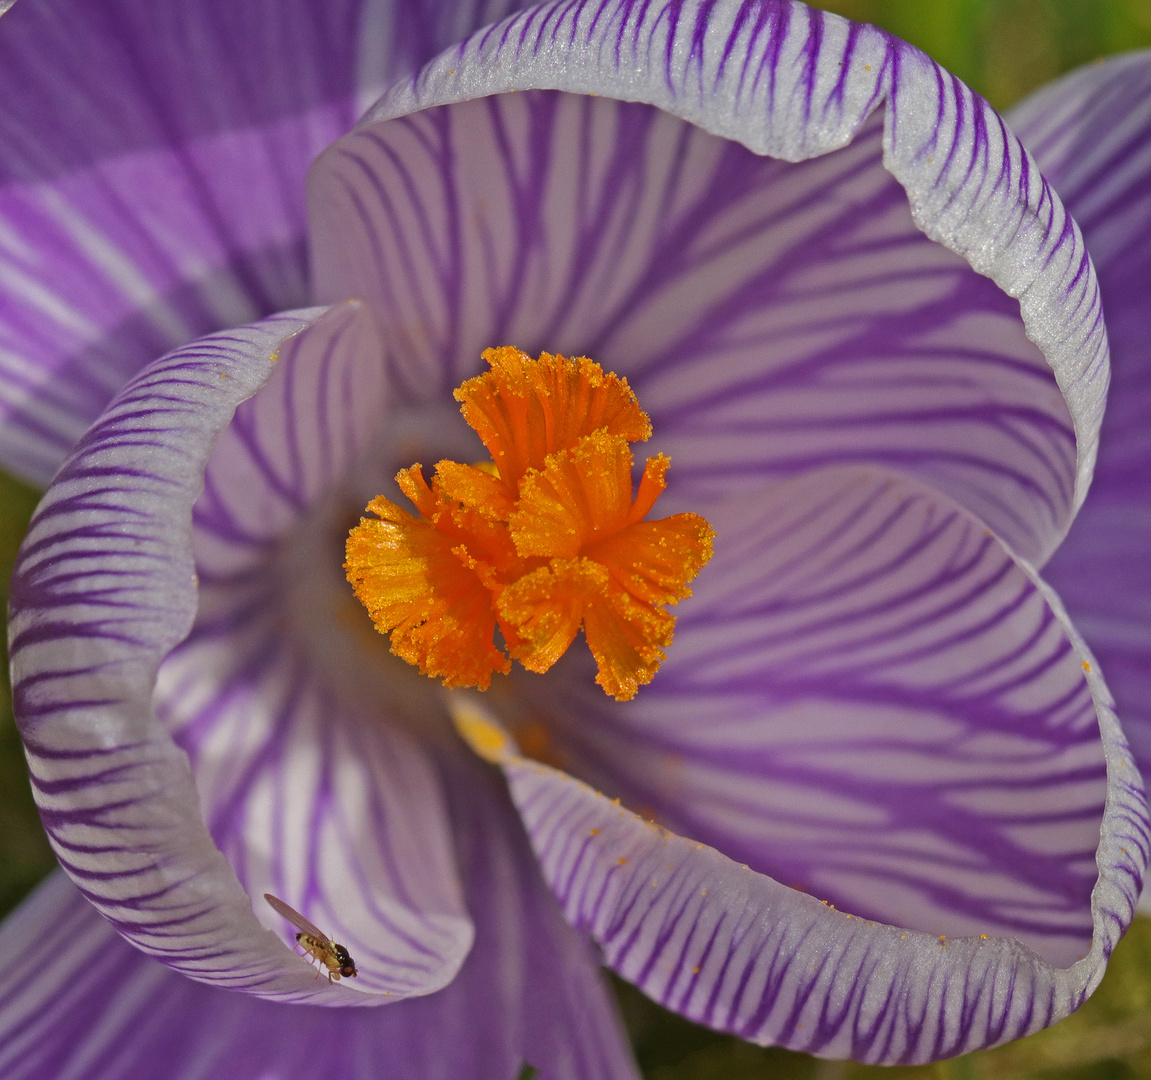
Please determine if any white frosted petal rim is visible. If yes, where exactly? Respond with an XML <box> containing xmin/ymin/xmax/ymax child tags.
<box><xmin>346</xmin><ymin>0</ymin><xmax>1106</xmax><ymax>562</ymax></box>
<box><xmin>7</xmin><ymin>304</ymin><xmax>462</xmax><ymax>1003</ymax></box>
<box><xmin>451</xmin><ymin>550</ymin><xmax>1148</xmax><ymax>1068</ymax></box>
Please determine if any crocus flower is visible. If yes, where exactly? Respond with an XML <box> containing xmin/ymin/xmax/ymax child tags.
<box><xmin>1</xmin><ymin>1</ymin><xmax>1148</xmax><ymax>1078</ymax></box>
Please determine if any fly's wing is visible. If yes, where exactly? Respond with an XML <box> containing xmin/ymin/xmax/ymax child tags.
<box><xmin>263</xmin><ymin>893</ymin><xmax>331</xmax><ymax>945</ymax></box>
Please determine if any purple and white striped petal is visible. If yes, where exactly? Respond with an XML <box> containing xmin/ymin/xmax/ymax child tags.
<box><xmin>157</xmin><ymin>300</ymin><xmax>475</xmax><ymax>997</ymax></box>
<box><xmin>8</xmin><ymin>306</ymin><xmax>471</xmax><ymax>1002</ymax></box>
<box><xmin>0</xmin><ymin>865</ymin><xmax>637</xmax><ymax>1080</ymax></box>
<box><xmin>310</xmin><ymin>0</ymin><xmax>1106</xmax><ymax>567</ymax></box>
<box><xmin>454</xmin><ymin>466</ymin><xmax>1148</xmax><ymax>1063</ymax></box>
<box><xmin>1009</xmin><ymin>53</ymin><xmax>1151</xmax><ymax>879</ymax></box>
<box><xmin>0</xmin><ymin>0</ymin><xmax>535</xmax><ymax>486</ymax></box>
<box><xmin>411</xmin><ymin>753</ymin><xmax>641</xmax><ymax>1080</ymax></box>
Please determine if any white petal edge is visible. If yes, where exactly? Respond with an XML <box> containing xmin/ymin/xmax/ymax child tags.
<box><xmin>518</xmin><ymin>465</ymin><xmax>1116</xmax><ymax>967</ymax></box>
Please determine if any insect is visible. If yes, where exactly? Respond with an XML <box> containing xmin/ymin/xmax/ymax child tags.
<box><xmin>264</xmin><ymin>893</ymin><xmax>359</xmax><ymax>982</ymax></box>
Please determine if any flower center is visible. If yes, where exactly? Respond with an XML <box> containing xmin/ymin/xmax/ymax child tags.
<box><xmin>344</xmin><ymin>347</ymin><xmax>714</xmax><ymax>701</ymax></box>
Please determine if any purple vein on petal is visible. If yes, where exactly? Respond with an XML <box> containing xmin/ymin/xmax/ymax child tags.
<box><xmin>312</xmin><ymin>88</ymin><xmax>1081</xmax><ymax>564</ymax></box>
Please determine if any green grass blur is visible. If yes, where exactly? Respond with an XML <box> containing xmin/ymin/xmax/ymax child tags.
<box><xmin>815</xmin><ymin>0</ymin><xmax>1151</xmax><ymax>110</ymax></box>
<box><xmin>0</xmin><ymin>469</ymin><xmax>53</xmax><ymax>916</ymax></box>
<box><xmin>0</xmin><ymin>0</ymin><xmax>1148</xmax><ymax>1075</ymax></box>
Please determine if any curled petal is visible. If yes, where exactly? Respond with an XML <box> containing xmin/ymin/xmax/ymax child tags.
<box><xmin>9</xmin><ymin>305</ymin><xmax>472</xmax><ymax>1002</ymax></box>
<box><xmin>468</xmin><ymin>466</ymin><xmax>1149</xmax><ymax>1061</ymax></box>
<box><xmin>312</xmin><ymin>0</ymin><xmax>1105</xmax><ymax>566</ymax></box>
<box><xmin>157</xmin><ymin>619</ymin><xmax>476</xmax><ymax>998</ymax></box>
<box><xmin>455</xmin><ymin>668</ymin><xmax>1144</xmax><ymax>1064</ymax></box>
<box><xmin>192</xmin><ymin>297</ymin><xmax>385</xmax><ymax>561</ymax></box>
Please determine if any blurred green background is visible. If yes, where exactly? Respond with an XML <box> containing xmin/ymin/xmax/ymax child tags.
<box><xmin>821</xmin><ymin>0</ymin><xmax>1151</xmax><ymax>110</ymax></box>
<box><xmin>2</xmin><ymin>0</ymin><xmax>1150</xmax><ymax>1076</ymax></box>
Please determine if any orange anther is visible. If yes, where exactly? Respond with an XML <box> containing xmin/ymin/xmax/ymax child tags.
<box><xmin>345</xmin><ymin>347</ymin><xmax>713</xmax><ymax>700</ymax></box>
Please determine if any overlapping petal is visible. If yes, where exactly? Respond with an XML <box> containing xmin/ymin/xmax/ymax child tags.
<box><xmin>1009</xmin><ymin>53</ymin><xmax>1151</xmax><ymax>843</ymax></box>
<box><xmin>461</xmin><ymin>467</ymin><xmax>1147</xmax><ymax>1061</ymax></box>
<box><xmin>311</xmin><ymin>0</ymin><xmax>1106</xmax><ymax>566</ymax></box>
<box><xmin>7</xmin><ymin>306</ymin><xmax>476</xmax><ymax>1002</ymax></box>
<box><xmin>0</xmin><ymin>0</ymin><xmax>535</xmax><ymax>486</ymax></box>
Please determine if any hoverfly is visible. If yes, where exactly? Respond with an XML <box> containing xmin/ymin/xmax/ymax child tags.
<box><xmin>264</xmin><ymin>893</ymin><xmax>359</xmax><ymax>982</ymax></box>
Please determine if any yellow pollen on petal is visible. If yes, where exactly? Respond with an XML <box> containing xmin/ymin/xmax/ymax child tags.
<box><xmin>345</xmin><ymin>348</ymin><xmax>714</xmax><ymax>700</ymax></box>
<box><xmin>449</xmin><ymin>697</ymin><xmax>515</xmax><ymax>764</ymax></box>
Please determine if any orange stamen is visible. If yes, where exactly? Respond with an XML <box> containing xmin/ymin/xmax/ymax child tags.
<box><xmin>455</xmin><ymin>346</ymin><xmax>651</xmax><ymax>488</ymax></box>
<box><xmin>344</xmin><ymin>347</ymin><xmax>714</xmax><ymax>701</ymax></box>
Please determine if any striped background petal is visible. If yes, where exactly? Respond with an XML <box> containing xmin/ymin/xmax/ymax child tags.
<box><xmin>0</xmin><ymin>863</ymin><xmax>637</xmax><ymax>1080</ymax></box>
<box><xmin>0</xmin><ymin>0</ymin><xmax>536</xmax><ymax>486</ymax></box>
<box><xmin>470</xmin><ymin>466</ymin><xmax>1148</xmax><ymax>1062</ymax></box>
<box><xmin>1010</xmin><ymin>53</ymin><xmax>1151</xmax><ymax>872</ymax></box>
<box><xmin>311</xmin><ymin>0</ymin><xmax>1107</xmax><ymax>567</ymax></box>
<box><xmin>7</xmin><ymin>307</ymin><xmax>471</xmax><ymax>1002</ymax></box>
